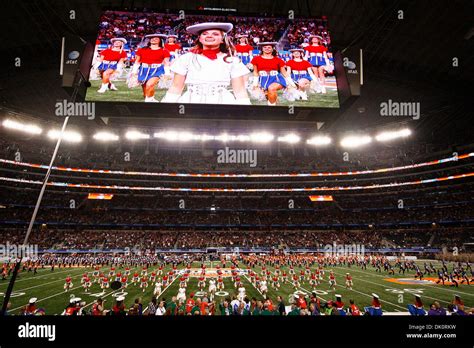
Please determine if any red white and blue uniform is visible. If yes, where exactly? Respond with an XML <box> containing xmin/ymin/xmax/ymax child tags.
<box><xmin>98</xmin><ymin>49</ymin><xmax>127</xmax><ymax>71</ymax></box>
<box><xmin>251</xmin><ymin>55</ymin><xmax>287</xmax><ymax>90</ymax></box>
<box><xmin>136</xmin><ymin>48</ymin><xmax>170</xmax><ymax>82</ymax></box>
<box><xmin>164</xmin><ymin>43</ymin><xmax>182</xmax><ymax>62</ymax></box>
<box><xmin>235</xmin><ymin>44</ymin><xmax>254</xmax><ymax>65</ymax></box>
<box><xmin>304</xmin><ymin>44</ymin><xmax>327</xmax><ymax>67</ymax></box>
<box><xmin>286</xmin><ymin>59</ymin><xmax>313</xmax><ymax>82</ymax></box>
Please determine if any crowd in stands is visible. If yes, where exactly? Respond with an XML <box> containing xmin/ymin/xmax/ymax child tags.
<box><xmin>0</xmin><ymin>228</ymin><xmax>471</xmax><ymax>250</ymax></box>
<box><xmin>96</xmin><ymin>11</ymin><xmax>312</xmax><ymax>50</ymax></box>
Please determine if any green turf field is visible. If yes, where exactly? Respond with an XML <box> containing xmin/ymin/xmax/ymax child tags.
<box><xmin>2</xmin><ymin>259</ymin><xmax>472</xmax><ymax>315</ymax></box>
<box><xmin>85</xmin><ymin>78</ymin><xmax>339</xmax><ymax>107</ymax></box>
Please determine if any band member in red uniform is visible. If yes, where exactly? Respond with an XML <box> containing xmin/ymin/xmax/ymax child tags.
<box><xmin>130</xmin><ymin>34</ymin><xmax>171</xmax><ymax>102</ymax></box>
<box><xmin>94</xmin><ymin>38</ymin><xmax>127</xmax><ymax>93</ymax></box>
<box><xmin>251</xmin><ymin>42</ymin><xmax>292</xmax><ymax>105</ymax></box>
<box><xmin>92</xmin><ymin>298</ymin><xmax>105</xmax><ymax>316</ymax></box>
<box><xmin>345</xmin><ymin>272</ymin><xmax>353</xmax><ymax>290</ymax></box>
<box><xmin>64</xmin><ymin>275</ymin><xmax>73</xmax><ymax>292</ymax></box>
<box><xmin>349</xmin><ymin>299</ymin><xmax>361</xmax><ymax>316</ymax></box>
<box><xmin>328</xmin><ymin>271</ymin><xmax>336</xmax><ymax>290</ymax></box>
<box><xmin>303</xmin><ymin>35</ymin><xmax>329</xmax><ymax>93</ymax></box>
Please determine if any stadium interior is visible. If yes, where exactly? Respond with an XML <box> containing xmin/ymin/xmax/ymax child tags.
<box><xmin>0</xmin><ymin>0</ymin><xmax>473</xmax><ymax>321</ymax></box>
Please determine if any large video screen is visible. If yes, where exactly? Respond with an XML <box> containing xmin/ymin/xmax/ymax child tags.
<box><xmin>85</xmin><ymin>10</ymin><xmax>339</xmax><ymax>108</ymax></box>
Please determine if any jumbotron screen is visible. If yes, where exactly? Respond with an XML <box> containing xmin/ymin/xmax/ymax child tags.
<box><xmin>85</xmin><ymin>10</ymin><xmax>340</xmax><ymax>108</ymax></box>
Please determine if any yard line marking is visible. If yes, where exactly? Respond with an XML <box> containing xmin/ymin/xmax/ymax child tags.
<box><xmin>332</xmin><ymin>267</ymin><xmax>452</xmax><ymax>305</ymax></box>
<box><xmin>242</xmin><ymin>273</ymin><xmax>264</xmax><ymax>297</ymax></box>
<box><xmin>158</xmin><ymin>270</ymin><xmax>181</xmax><ymax>298</ymax></box>
<box><xmin>297</xmin><ymin>284</ymin><xmax>329</xmax><ymax>303</ymax></box>
<box><xmin>10</xmin><ymin>284</ymin><xmax>84</xmax><ymax>312</ymax></box>
<box><xmin>12</xmin><ymin>266</ymin><xmax>107</xmax><ymax>293</ymax></box>
<box><xmin>0</xmin><ymin>267</ymin><xmax>86</xmax><ymax>287</ymax></box>
<box><xmin>81</xmin><ymin>287</ymin><xmax>123</xmax><ymax>310</ymax></box>
<box><xmin>9</xmin><ymin>266</ymin><xmax>115</xmax><ymax>313</ymax></box>
<box><xmin>328</xmin><ymin>270</ymin><xmax>406</xmax><ymax>312</ymax></box>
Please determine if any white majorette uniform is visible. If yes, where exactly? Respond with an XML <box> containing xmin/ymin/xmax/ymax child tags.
<box><xmin>177</xmin><ymin>287</ymin><xmax>186</xmax><ymax>302</ymax></box>
<box><xmin>162</xmin><ymin>22</ymin><xmax>251</xmax><ymax>105</ymax></box>
<box><xmin>237</xmin><ymin>286</ymin><xmax>246</xmax><ymax>301</ymax></box>
<box><xmin>154</xmin><ymin>281</ymin><xmax>163</xmax><ymax>296</ymax></box>
<box><xmin>208</xmin><ymin>279</ymin><xmax>217</xmax><ymax>294</ymax></box>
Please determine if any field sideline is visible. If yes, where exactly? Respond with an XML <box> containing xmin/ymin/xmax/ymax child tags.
<box><xmin>1</xmin><ymin>259</ymin><xmax>472</xmax><ymax>315</ymax></box>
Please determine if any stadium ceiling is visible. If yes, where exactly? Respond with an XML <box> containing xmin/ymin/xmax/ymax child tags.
<box><xmin>0</xmin><ymin>0</ymin><xmax>472</xmax><ymax>138</ymax></box>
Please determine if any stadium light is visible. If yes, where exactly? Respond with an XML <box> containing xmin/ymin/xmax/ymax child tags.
<box><xmin>250</xmin><ymin>132</ymin><xmax>274</xmax><ymax>143</ymax></box>
<box><xmin>215</xmin><ymin>133</ymin><xmax>234</xmax><ymax>142</ymax></box>
<box><xmin>2</xmin><ymin>119</ymin><xmax>43</xmax><ymax>135</ymax></box>
<box><xmin>47</xmin><ymin>129</ymin><xmax>82</xmax><ymax>143</ymax></box>
<box><xmin>125</xmin><ymin>130</ymin><xmax>150</xmax><ymax>140</ymax></box>
<box><xmin>277</xmin><ymin>133</ymin><xmax>301</xmax><ymax>144</ymax></box>
<box><xmin>200</xmin><ymin>134</ymin><xmax>215</xmax><ymax>141</ymax></box>
<box><xmin>93</xmin><ymin>131</ymin><xmax>119</xmax><ymax>142</ymax></box>
<box><xmin>306</xmin><ymin>135</ymin><xmax>331</xmax><ymax>146</ymax></box>
<box><xmin>154</xmin><ymin>131</ymin><xmax>204</xmax><ymax>142</ymax></box>
<box><xmin>375</xmin><ymin>128</ymin><xmax>412</xmax><ymax>142</ymax></box>
<box><xmin>340</xmin><ymin>135</ymin><xmax>372</xmax><ymax>148</ymax></box>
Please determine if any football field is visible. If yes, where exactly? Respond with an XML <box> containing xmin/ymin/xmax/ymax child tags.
<box><xmin>85</xmin><ymin>77</ymin><xmax>340</xmax><ymax>107</ymax></box>
<box><xmin>2</xmin><ymin>260</ymin><xmax>472</xmax><ymax>315</ymax></box>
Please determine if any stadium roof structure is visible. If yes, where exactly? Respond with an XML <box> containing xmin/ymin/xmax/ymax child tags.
<box><xmin>0</xmin><ymin>0</ymin><xmax>472</xmax><ymax>143</ymax></box>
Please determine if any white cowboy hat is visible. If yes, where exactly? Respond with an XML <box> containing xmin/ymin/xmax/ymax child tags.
<box><xmin>29</xmin><ymin>297</ymin><xmax>37</xmax><ymax>304</ymax></box>
<box><xmin>145</xmin><ymin>34</ymin><xmax>167</xmax><ymax>40</ymax></box>
<box><xmin>372</xmin><ymin>293</ymin><xmax>379</xmax><ymax>299</ymax></box>
<box><xmin>110</xmin><ymin>38</ymin><xmax>127</xmax><ymax>44</ymax></box>
<box><xmin>257</xmin><ymin>42</ymin><xmax>278</xmax><ymax>46</ymax></box>
<box><xmin>186</xmin><ymin>22</ymin><xmax>233</xmax><ymax>35</ymax></box>
<box><xmin>167</xmin><ymin>34</ymin><xmax>178</xmax><ymax>39</ymax></box>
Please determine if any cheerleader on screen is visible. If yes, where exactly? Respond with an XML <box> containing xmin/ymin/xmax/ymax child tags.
<box><xmin>234</xmin><ymin>34</ymin><xmax>254</xmax><ymax>67</ymax></box>
<box><xmin>285</xmin><ymin>48</ymin><xmax>316</xmax><ymax>100</ymax></box>
<box><xmin>250</xmin><ymin>42</ymin><xmax>295</xmax><ymax>106</ymax></box>
<box><xmin>304</xmin><ymin>35</ymin><xmax>329</xmax><ymax>93</ymax></box>
<box><xmin>129</xmin><ymin>34</ymin><xmax>171</xmax><ymax>103</ymax></box>
<box><xmin>161</xmin><ymin>22</ymin><xmax>251</xmax><ymax>105</ymax></box>
<box><xmin>94</xmin><ymin>38</ymin><xmax>127</xmax><ymax>93</ymax></box>
<box><xmin>164</xmin><ymin>35</ymin><xmax>182</xmax><ymax>62</ymax></box>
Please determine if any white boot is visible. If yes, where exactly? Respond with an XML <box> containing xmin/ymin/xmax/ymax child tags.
<box><xmin>109</xmin><ymin>83</ymin><xmax>118</xmax><ymax>91</ymax></box>
<box><xmin>300</xmin><ymin>90</ymin><xmax>308</xmax><ymax>100</ymax></box>
<box><xmin>321</xmin><ymin>84</ymin><xmax>326</xmax><ymax>94</ymax></box>
<box><xmin>145</xmin><ymin>96</ymin><xmax>159</xmax><ymax>103</ymax></box>
<box><xmin>267</xmin><ymin>100</ymin><xmax>276</xmax><ymax>106</ymax></box>
<box><xmin>97</xmin><ymin>83</ymin><xmax>108</xmax><ymax>93</ymax></box>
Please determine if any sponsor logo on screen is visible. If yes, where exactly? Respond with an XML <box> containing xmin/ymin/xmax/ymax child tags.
<box><xmin>65</xmin><ymin>50</ymin><xmax>80</xmax><ymax>65</ymax></box>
